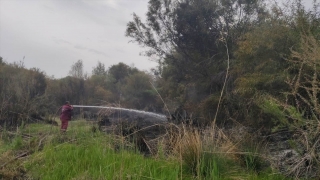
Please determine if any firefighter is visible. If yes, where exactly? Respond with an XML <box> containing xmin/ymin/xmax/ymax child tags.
<box><xmin>60</xmin><ymin>101</ymin><xmax>73</xmax><ymax>133</ymax></box>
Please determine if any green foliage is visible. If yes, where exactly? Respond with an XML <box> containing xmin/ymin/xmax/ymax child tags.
<box><xmin>92</xmin><ymin>61</ymin><xmax>107</xmax><ymax>76</ymax></box>
<box><xmin>259</xmin><ymin>96</ymin><xmax>287</xmax><ymax>124</ymax></box>
<box><xmin>225</xmin><ymin>1</ymin><xmax>320</xmax><ymax>132</ymax></box>
<box><xmin>121</xmin><ymin>72</ymin><xmax>158</xmax><ymax>109</ymax></box>
<box><xmin>233</xmin><ymin>15</ymin><xmax>295</xmax><ymax>97</ymax></box>
<box><xmin>127</xmin><ymin>0</ymin><xmax>265</xmax><ymax>61</ymax></box>
<box><xmin>127</xmin><ymin>0</ymin><xmax>266</xmax><ymax>109</ymax></box>
<box><xmin>108</xmin><ymin>62</ymin><xmax>138</xmax><ymax>84</ymax></box>
<box><xmin>49</xmin><ymin>76</ymin><xmax>85</xmax><ymax>105</ymax></box>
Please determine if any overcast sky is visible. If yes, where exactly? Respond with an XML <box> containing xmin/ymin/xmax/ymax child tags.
<box><xmin>0</xmin><ymin>0</ymin><xmax>314</xmax><ymax>78</ymax></box>
<box><xmin>0</xmin><ymin>0</ymin><xmax>155</xmax><ymax>78</ymax></box>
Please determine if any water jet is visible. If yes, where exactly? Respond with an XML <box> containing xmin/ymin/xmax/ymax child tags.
<box><xmin>72</xmin><ymin>105</ymin><xmax>167</xmax><ymax>122</ymax></box>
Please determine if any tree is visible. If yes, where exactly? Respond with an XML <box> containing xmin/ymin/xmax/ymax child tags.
<box><xmin>126</xmin><ymin>0</ymin><xmax>265</xmax><ymax>66</ymax></box>
<box><xmin>126</xmin><ymin>0</ymin><xmax>266</xmax><ymax>103</ymax></box>
<box><xmin>108</xmin><ymin>62</ymin><xmax>138</xmax><ymax>84</ymax></box>
<box><xmin>0</xmin><ymin>63</ymin><xmax>49</xmax><ymax>128</ymax></box>
<box><xmin>121</xmin><ymin>71</ymin><xmax>157</xmax><ymax>110</ymax></box>
<box><xmin>92</xmin><ymin>61</ymin><xmax>107</xmax><ymax>76</ymax></box>
<box><xmin>233</xmin><ymin>17</ymin><xmax>295</xmax><ymax>97</ymax></box>
<box><xmin>64</xmin><ymin>59</ymin><xmax>86</xmax><ymax>108</ymax></box>
<box><xmin>69</xmin><ymin>59</ymin><xmax>84</xmax><ymax>79</ymax></box>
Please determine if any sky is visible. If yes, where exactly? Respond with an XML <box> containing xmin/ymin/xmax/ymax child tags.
<box><xmin>0</xmin><ymin>0</ymin><xmax>314</xmax><ymax>78</ymax></box>
<box><xmin>0</xmin><ymin>0</ymin><xmax>155</xmax><ymax>78</ymax></box>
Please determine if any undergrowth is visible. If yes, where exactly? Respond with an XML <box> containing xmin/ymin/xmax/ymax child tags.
<box><xmin>0</xmin><ymin>119</ymin><xmax>290</xmax><ymax>179</ymax></box>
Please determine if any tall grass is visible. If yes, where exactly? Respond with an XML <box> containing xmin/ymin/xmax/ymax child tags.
<box><xmin>162</xmin><ymin>124</ymin><xmax>288</xmax><ymax>180</ymax></box>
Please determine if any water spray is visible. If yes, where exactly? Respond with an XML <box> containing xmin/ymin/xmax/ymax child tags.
<box><xmin>72</xmin><ymin>105</ymin><xmax>167</xmax><ymax>121</ymax></box>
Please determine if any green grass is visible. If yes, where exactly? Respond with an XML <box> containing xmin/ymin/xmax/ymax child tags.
<box><xmin>27</xmin><ymin>138</ymin><xmax>182</xmax><ymax>179</ymax></box>
<box><xmin>22</xmin><ymin>120</ymin><xmax>188</xmax><ymax>180</ymax></box>
<box><xmin>1</xmin><ymin>119</ymin><xmax>291</xmax><ymax>180</ymax></box>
